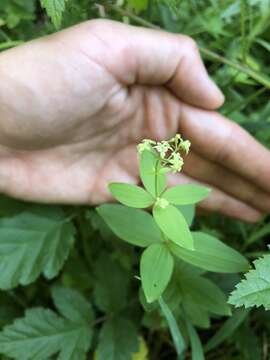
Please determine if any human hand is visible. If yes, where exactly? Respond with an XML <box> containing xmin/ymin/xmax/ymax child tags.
<box><xmin>0</xmin><ymin>19</ymin><xmax>269</xmax><ymax>222</ymax></box>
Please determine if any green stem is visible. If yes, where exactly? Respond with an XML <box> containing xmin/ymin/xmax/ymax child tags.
<box><xmin>154</xmin><ymin>159</ymin><xmax>159</xmax><ymax>197</ymax></box>
<box><xmin>100</xmin><ymin>2</ymin><xmax>270</xmax><ymax>89</ymax></box>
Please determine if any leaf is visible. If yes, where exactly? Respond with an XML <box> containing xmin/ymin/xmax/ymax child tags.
<box><xmin>170</xmin><ymin>231</ymin><xmax>249</xmax><ymax>273</ymax></box>
<box><xmin>163</xmin><ymin>184</ymin><xmax>210</xmax><ymax>205</ymax></box>
<box><xmin>97</xmin><ymin>204</ymin><xmax>162</xmax><ymax>247</ymax></box>
<box><xmin>229</xmin><ymin>254</ymin><xmax>270</xmax><ymax>309</ymax></box>
<box><xmin>0</xmin><ymin>195</ymin><xmax>27</xmax><ymax>217</ymax></box>
<box><xmin>205</xmin><ymin>309</ymin><xmax>249</xmax><ymax>352</ymax></box>
<box><xmin>153</xmin><ymin>204</ymin><xmax>194</xmax><ymax>250</ymax></box>
<box><xmin>52</xmin><ymin>286</ymin><xmax>94</xmax><ymax>323</ymax></box>
<box><xmin>40</xmin><ymin>0</ymin><xmax>67</xmax><ymax>28</ymax></box>
<box><xmin>183</xmin><ymin>302</ymin><xmax>210</xmax><ymax>329</ymax></box>
<box><xmin>141</xmin><ymin>243</ymin><xmax>174</xmax><ymax>303</ymax></box>
<box><xmin>0</xmin><ymin>288</ymin><xmax>93</xmax><ymax>360</ymax></box>
<box><xmin>132</xmin><ymin>337</ymin><xmax>148</xmax><ymax>360</ymax></box>
<box><xmin>185</xmin><ymin>318</ymin><xmax>204</xmax><ymax>360</ymax></box>
<box><xmin>176</xmin><ymin>205</ymin><xmax>195</xmax><ymax>227</ymax></box>
<box><xmin>96</xmin><ymin>317</ymin><xmax>139</xmax><ymax>360</ymax></box>
<box><xmin>127</xmin><ymin>0</ymin><xmax>149</xmax><ymax>12</ymax></box>
<box><xmin>158</xmin><ymin>297</ymin><xmax>186</xmax><ymax>358</ymax></box>
<box><xmin>94</xmin><ymin>253</ymin><xmax>130</xmax><ymax>313</ymax></box>
<box><xmin>0</xmin><ymin>205</ymin><xmax>75</xmax><ymax>289</ymax></box>
<box><xmin>109</xmin><ymin>183</ymin><xmax>154</xmax><ymax>208</ymax></box>
<box><xmin>139</xmin><ymin>151</ymin><xmax>166</xmax><ymax>197</ymax></box>
<box><xmin>180</xmin><ymin>276</ymin><xmax>231</xmax><ymax>316</ymax></box>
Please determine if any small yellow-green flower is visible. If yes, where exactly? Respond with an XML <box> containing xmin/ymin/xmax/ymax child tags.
<box><xmin>154</xmin><ymin>141</ymin><xmax>172</xmax><ymax>158</ymax></box>
<box><xmin>137</xmin><ymin>139</ymin><xmax>156</xmax><ymax>154</ymax></box>
<box><xmin>169</xmin><ymin>153</ymin><xmax>184</xmax><ymax>173</ymax></box>
<box><xmin>180</xmin><ymin>140</ymin><xmax>191</xmax><ymax>154</ymax></box>
<box><xmin>156</xmin><ymin>197</ymin><xmax>169</xmax><ymax>209</ymax></box>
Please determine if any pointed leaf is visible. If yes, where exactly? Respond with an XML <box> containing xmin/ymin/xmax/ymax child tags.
<box><xmin>180</xmin><ymin>276</ymin><xmax>231</xmax><ymax>316</ymax></box>
<box><xmin>109</xmin><ymin>183</ymin><xmax>154</xmax><ymax>208</ymax></box>
<box><xmin>176</xmin><ymin>205</ymin><xmax>195</xmax><ymax>227</ymax></box>
<box><xmin>153</xmin><ymin>204</ymin><xmax>194</xmax><ymax>250</ymax></box>
<box><xmin>185</xmin><ymin>318</ymin><xmax>204</xmax><ymax>360</ymax></box>
<box><xmin>0</xmin><ymin>288</ymin><xmax>93</xmax><ymax>360</ymax></box>
<box><xmin>141</xmin><ymin>243</ymin><xmax>174</xmax><ymax>303</ymax></box>
<box><xmin>163</xmin><ymin>184</ymin><xmax>210</xmax><ymax>205</ymax></box>
<box><xmin>139</xmin><ymin>151</ymin><xmax>166</xmax><ymax>197</ymax></box>
<box><xmin>97</xmin><ymin>204</ymin><xmax>162</xmax><ymax>247</ymax></box>
<box><xmin>170</xmin><ymin>231</ymin><xmax>249</xmax><ymax>273</ymax></box>
<box><xmin>0</xmin><ymin>205</ymin><xmax>75</xmax><ymax>289</ymax></box>
<box><xmin>229</xmin><ymin>254</ymin><xmax>270</xmax><ymax>309</ymax></box>
<box><xmin>158</xmin><ymin>297</ymin><xmax>186</xmax><ymax>357</ymax></box>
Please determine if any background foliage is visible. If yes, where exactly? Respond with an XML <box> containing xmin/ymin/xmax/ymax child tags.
<box><xmin>0</xmin><ymin>0</ymin><xmax>270</xmax><ymax>359</ymax></box>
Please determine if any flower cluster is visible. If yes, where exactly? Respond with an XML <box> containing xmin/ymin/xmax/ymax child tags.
<box><xmin>137</xmin><ymin>134</ymin><xmax>191</xmax><ymax>173</ymax></box>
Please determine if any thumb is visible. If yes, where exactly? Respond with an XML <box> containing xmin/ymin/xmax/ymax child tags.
<box><xmin>82</xmin><ymin>19</ymin><xmax>224</xmax><ymax>110</ymax></box>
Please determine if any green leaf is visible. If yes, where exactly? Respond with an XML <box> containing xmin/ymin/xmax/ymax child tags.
<box><xmin>205</xmin><ymin>309</ymin><xmax>249</xmax><ymax>352</ymax></box>
<box><xmin>158</xmin><ymin>297</ymin><xmax>186</xmax><ymax>358</ymax></box>
<box><xmin>153</xmin><ymin>204</ymin><xmax>194</xmax><ymax>250</ymax></box>
<box><xmin>127</xmin><ymin>0</ymin><xmax>149</xmax><ymax>12</ymax></box>
<box><xmin>94</xmin><ymin>253</ymin><xmax>130</xmax><ymax>313</ymax></box>
<box><xmin>0</xmin><ymin>195</ymin><xmax>27</xmax><ymax>217</ymax></box>
<box><xmin>180</xmin><ymin>276</ymin><xmax>231</xmax><ymax>316</ymax></box>
<box><xmin>0</xmin><ymin>288</ymin><xmax>93</xmax><ymax>360</ymax></box>
<box><xmin>185</xmin><ymin>318</ymin><xmax>204</xmax><ymax>360</ymax></box>
<box><xmin>0</xmin><ymin>205</ymin><xmax>75</xmax><ymax>289</ymax></box>
<box><xmin>141</xmin><ymin>243</ymin><xmax>174</xmax><ymax>303</ymax></box>
<box><xmin>229</xmin><ymin>254</ymin><xmax>270</xmax><ymax>309</ymax></box>
<box><xmin>139</xmin><ymin>151</ymin><xmax>166</xmax><ymax>197</ymax></box>
<box><xmin>52</xmin><ymin>286</ymin><xmax>94</xmax><ymax>323</ymax></box>
<box><xmin>176</xmin><ymin>205</ymin><xmax>195</xmax><ymax>227</ymax></box>
<box><xmin>109</xmin><ymin>183</ymin><xmax>154</xmax><ymax>208</ymax></box>
<box><xmin>163</xmin><ymin>184</ymin><xmax>210</xmax><ymax>205</ymax></box>
<box><xmin>41</xmin><ymin>0</ymin><xmax>67</xmax><ymax>28</ymax></box>
<box><xmin>96</xmin><ymin>317</ymin><xmax>139</xmax><ymax>360</ymax></box>
<box><xmin>170</xmin><ymin>231</ymin><xmax>249</xmax><ymax>273</ymax></box>
<box><xmin>97</xmin><ymin>204</ymin><xmax>162</xmax><ymax>247</ymax></box>
<box><xmin>183</xmin><ymin>302</ymin><xmax>210</xmax><ymax>329</ymax></box>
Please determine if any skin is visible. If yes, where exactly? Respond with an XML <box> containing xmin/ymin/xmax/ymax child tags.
<box><xmin>0</xmin><ymin>19</ymin><xmax>269</xmax><ymax>222</ymax></box>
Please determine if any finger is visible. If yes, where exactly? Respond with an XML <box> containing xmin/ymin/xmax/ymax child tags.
<box><xmin>169</xmin><ymin>173</ymin><xmax>263</xmax><ymax>223</ymax></box>
<box><xmin>82</xmin><ymin>19</ymin><xmax>224</xmax><ymax>110</ymax></box>
<box><xmin>179</xmin><ymin>104</ymin><xmax>270</xmax><ymax>194</ymax></box>
<box><xmin>183</xmin><ymin>151</ymin><xmax>270</xmax><ymax>213</ymax></box>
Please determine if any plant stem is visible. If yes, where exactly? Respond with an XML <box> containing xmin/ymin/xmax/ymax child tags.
<box><xmin>154</xmin><ymin>160</ymin><xmax>159</xmax><ymax>197</ymax></box>
<box><xmin>100</xmin><ymin>2</ymin><xmax>270</xmax><ymax>89</ymax></box>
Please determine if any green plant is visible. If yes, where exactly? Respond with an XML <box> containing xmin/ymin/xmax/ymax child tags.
<box><xmin>0</xmin><ymin>0</ymin><xmax>270</xmax><ymax>359</ymax></box>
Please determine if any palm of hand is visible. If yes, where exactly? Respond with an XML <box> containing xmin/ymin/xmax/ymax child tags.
<box><xmin>0</xmin><ymin>20</ymin><xmax>269</xmax><ymax>222</ymax></box>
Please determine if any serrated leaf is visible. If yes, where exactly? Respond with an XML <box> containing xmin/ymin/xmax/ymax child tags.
<box><xmin>141</xmin><ymin>243</ymin><xmax>174</xmax><ymax>303</ymax></box>
<box><xmin>96</xmin><ymin>317</ymin><xmax>139</xmax><ymax>360</ymax></box>
<box><xmin>163</xmin><ymin>184</ymin><xmax>210</xmax><ymax>205</ymax></box>
<box><xmin>229</xmin><ymin>254</ymin><xmax>270</xmax><ymax>309</ymax></box>
<box><xmin>170</xmin><ymin>231</ymin><xmax>249</xmax><ymax>273</ymax></box>
<box><xmin>97</xmin><ymin>204</ymin><xmax>162</xmax><ymax>247</ymax></box>
<box><xmin>94</xmin><ymin>253</ymin><xmax>130</xmax><ymax>313</ymax></box>
<box><xmin>109</xmin><ymin>183</ymin><xmax>154</xmax><ymax>208</ymax></box>
<box><xmin>153</xmin><ymin>204</ymin><xmax>194</xmax><ymax>250</ymax></box>
<box><xmin>0</xmin><ymin>205</ymin><xmax>75</xmax><ymax>289</ymax></box>
<box><xmin>41</xmin><ymin>0</ymin><xmax>67</xmax><ymax>28</ymax></box>
<box><xmin>0</xmin><ymin>288</ymin><xmax>93</xmax><ymax>360</ymax></box>
<box><xmin>139</xmin><ymin>151</ymin><xmax>166</xmax><ymax>197</ymax></box>
<box><xmin>52</xmin><ymin>286</ymin><xmax>94</xmax><ymax>323</ymax></box>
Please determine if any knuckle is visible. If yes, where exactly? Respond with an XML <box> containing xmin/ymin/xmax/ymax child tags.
<box><xmin>179</xmin><ymin>35</ymin><xmax>199</xmax><ymax>54</ymax></box>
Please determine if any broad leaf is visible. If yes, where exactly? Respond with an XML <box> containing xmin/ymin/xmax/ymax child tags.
<box><xmin>176</xmin><ymin>205</ymin><xmax>195</xmax><ymax>227</ymax></box>
<box><xmin>163</xmin><ymin>184</ymin><xmax>210</xmax><ymax>205</ymax></box>
<box><xmin>141</xmin><ymin>243</ymin><xmax>174</xmax><ymax>303</ymax></box>
<box><xmin>97</xmin><ymin>204</ymin><xmax>162</xmax><ymax>247</ymax></box>
<box><xmin>0</xmin><ymin>205</ymin><xmax>75</xmax><ymax>289</ymax></box>
<box><xmin>0</xmin><ymin>288</ymin><xmax>93</xmax><ymax>360</ymax></box>
<box><xmin>170</xmin><ymin>232</ymin><xmax>249</xmax><ymax>273</ymax></box>
<box><xmin>153</xmin><ymin>204</ymin><xmax>194</xmax><ymax>250</ymax></box>
<box><xmin>139</xmin><ymin>151</ymin><xmax>166</xmax><ymax>197</ymax></box>
<box><xmin>229</xmin><ymin>254</ymin><xmax>270</xmax><ymax>309</ymax></box>
<box><xmin>96</xmin><ymin>317</ymin><xmax>139</xmax><ymax>360</ymax></box>
<box><xmin>109</xmin><ymin>183</ymin><xmax>154</xmax><ymax>208</ymax></box>
<box><xmin>180</xmin><ymin>276</ymin><xmax>231</xmax><ymax>316</ymax></box>
<box><xmin>41</xmin><ymin>0</ymin><xmax>67</xmax><ymax>28</ymax></box>
<box><xmin>94</xmin><ymin>253</ymin><xmax>130</xmax><ymax>313</ymax></box>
